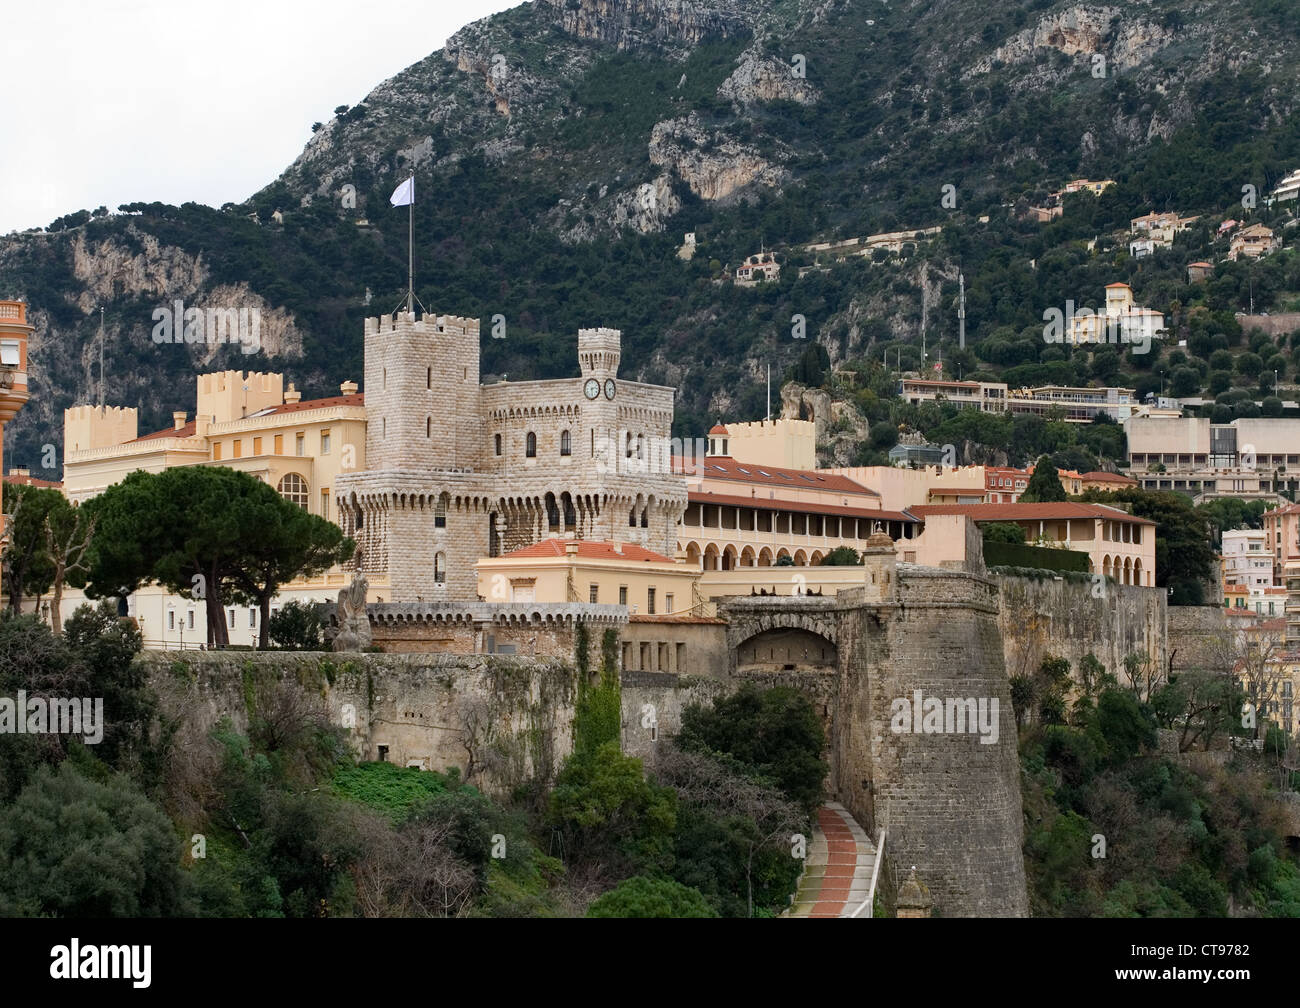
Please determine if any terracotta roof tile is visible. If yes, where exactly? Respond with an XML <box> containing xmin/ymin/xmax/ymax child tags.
<box><xmin>496</xmin><ymin>538</ymin><xmax>676</xmax><ymax>563</ymax></box>
<box><xmin>911</xmin><ymin>502</ymin><xmax>1156</xmax><ymax>525</ymax></box>
<box><xmin>676</xmin><ymin>455</ymin><xmax>880</xmax><ymax>496</ymax></box>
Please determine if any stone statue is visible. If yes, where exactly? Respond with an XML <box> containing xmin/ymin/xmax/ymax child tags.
<box><xmin>332</xmin><ymin>576</ymin><xmax>371</xmax><ymax>652</ymax></box>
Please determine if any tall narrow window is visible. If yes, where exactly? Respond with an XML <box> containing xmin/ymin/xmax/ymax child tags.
<box><xmin>274</xmin><ymin>433</ymin><xmax>283</xmax><ymax>454</ymax></box>
<box><xmin>435</xmin><ymin>494</ymin><xmax>447</xmax><ymax>529</ymax></box>
<box><xmin>321</xmin><ymin>488</ymin><xmax>330</xmax><ymax>521</ymax></box>
<box><xmin>295</xmin><ymin>433</ymin><xmax>305</xmax><ymax>457</ymax></box>
<box><xmin>647</xmin><ymin>587</ymin><xmax>656</xmax><ymax>615</ymax></box>
<box><xmin>426</xmin><ymin>367</ymin><xmax>431</xmax><ymax>389</ymax></box>
<box><xmin>320</xmin><ymin>429</ymin><xmax>331</xmax><ymax>454</ymax></box>
<box><xmin>434</xmin><ymin>552</ymin><xmax>446</xmax><ymax>584</ymax></box>
<box><xmin>618</xmin><ymin>586</ymin><xmax>628</xmax><ymax>606</ymax></box>
<box><xmin>494</xmin><ymin>434</ymin><xmax>502</xmax><ymax>456</ymax></box>
<box><xmin>560</xmin><ymin>430</ymin><xmax>571</xmax><ymax>456</ymax></box>
<box><xmin>213</xmin><ymin>442</ymin><xmax>222</xmax><ymax>461</ymax></box>
<box><xmin>589</xmin><ymin>584</ymin><xmax>598</xmax><ymax>604</ymax></box>
<box><xmin>526</xmin><ymin>432</ymin><xmax>536</xmax><ymax>458</ymax></box>
<box><xmin>253</xmin><ymin>436</ymin><xmax>263</xmax><ymax>455</ymax></box>
<box><xmin>426</xmin><ymin>417</ymin><xmax>432</xmax><ymax>438</ymax></box>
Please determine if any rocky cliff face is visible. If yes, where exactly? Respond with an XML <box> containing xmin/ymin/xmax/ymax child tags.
<box><xmin>539</xmin><ymin>0</ymin><xmax>758</xmax><ymax>51</ymax></box>
<box><xmin>650</xmin><ymin>114</ymin><xmax>791</xmax><ymax>202</ymax></box>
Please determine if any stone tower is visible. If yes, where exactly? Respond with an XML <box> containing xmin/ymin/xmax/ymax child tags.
<box><xmin>363</xmin><ymin>311</ymin><xmax>481</xmax><ymax>472</ymax></box>
<box><xmin>578</xmin><ymin>327</ymin><xmax>621</xmax><ymax>462</ymax></box>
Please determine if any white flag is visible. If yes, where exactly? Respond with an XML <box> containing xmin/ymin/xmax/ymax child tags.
<box><xmin>389</xmin><ymin>177</ymin><xmax>414</xmax><ymax>207</ymax></box>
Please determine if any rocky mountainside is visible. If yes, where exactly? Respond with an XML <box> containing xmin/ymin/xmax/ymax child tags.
<box><xmin>2</xmin><ymin>0</ymin><xmax>1299</xmax><ymax>476</ymax></box>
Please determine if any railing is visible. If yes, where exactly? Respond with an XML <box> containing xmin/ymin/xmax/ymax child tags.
<box><xmin>850</xmin><ymin>828</ymin><xmax>886</xmax><ymax>918</ymax></box>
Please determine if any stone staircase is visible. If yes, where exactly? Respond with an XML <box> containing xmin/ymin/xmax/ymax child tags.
<box><xmin>785</xmin><ymin>802</ymin><xmax>876</xmax><ymax>918</ymax></box>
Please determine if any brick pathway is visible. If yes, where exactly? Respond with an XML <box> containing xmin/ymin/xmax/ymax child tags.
<box><xmin>785</xmin><ymin>802</ymin><xmax>875</xmax><ymax>918</ymax></box>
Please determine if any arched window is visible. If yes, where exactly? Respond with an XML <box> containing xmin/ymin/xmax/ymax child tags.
<box><xmin>526</xmin><ymin>432</ymin><xmax>537</xmax><ymax>458</ymax></box>
<box><xmin>545</xmin><ymin>492</ymin><xmax>560</xmax><ymax>531</ymax></box>
<box><xmin>434</xmin><ymin>552</ymin><xmax>446</xmax><ymax>584</ymax></box>
<box><xmin>494</xmin><ymin>433</ymin><xmax>502</xmax><ymax>456</ymax></box>
<box><xmin>277</xmin><ymin>473</ymin><xmax>308</xmax><ymax>509</ymax></box>
<box><xmin>560</xmin><ymin>429</ymin><xmax>571</xmax><ymax>456</ymax></box>
<box><xmin>629</xmin><ymin>508</ymin><xmax>637</xmax><ymax>527</ymax></box>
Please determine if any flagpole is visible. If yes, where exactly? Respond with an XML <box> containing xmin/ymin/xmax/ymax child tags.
<box><xmin>407</xmin><ymin>170</ymin><xmax>414</xmax><ymax>316</ymax></box>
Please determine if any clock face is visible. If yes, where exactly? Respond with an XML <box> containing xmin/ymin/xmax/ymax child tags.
<box><xmin>604</xmin><ymin>379</ymin><xmax>616</xmax><ymax>401</ymax></box>
<box><xmin>584</xmin><ymin>378</ymin><xmax>600</xmax><ymax>400</ymax></box>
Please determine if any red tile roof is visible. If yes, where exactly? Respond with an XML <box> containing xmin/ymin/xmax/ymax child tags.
<box><xmin>130</xmin><ymin>420</ymin><xmax>197</xmax><ymax>443</ymax></box>
<box><xmin>689</xmin><ymin>489</ymin><xmax>916</xmax><ymax>522</ymax></box>
<box><xmin>266</xmin><ymin>393</ymin><xmax>364</xmax><ymax>415</ymax></box>
<box><xmin>3</xmin><ymin>473</ymin><xmax>62</xmax><ymax>488</ymax></box>
<box><xmin>911</xmin><ymin>502</ymin><xmax>1156</xmax><ymax>525</ymax></box>
<box><xmin>709</xmin><ymin>423</ymin><xmax>729</xmax><ymax>435</ymax></box>
<box><xmin>675</xmin><ymin>455</ymin><xmax>880</xmax><ymax>496</ymax></box>
<box><xmin>496</xmin><ymin>538</ymin><xmax>676</xmax><ymax>563</ymax></box>
<box><xmin>129</xmin><ymin>393</ymin><xmax>365</xmax><ymax>443</ymax></box>
<box><xmin>1080</xmin><ymin>470</ymin><xmax>1137</xmax><ymax>484</ymax></box>
<box><xmin>1264</xmin><ymin>502</ymin><xmax>1300</xmax><ymax>518</ymax></box>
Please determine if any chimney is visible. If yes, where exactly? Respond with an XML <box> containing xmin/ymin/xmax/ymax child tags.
<box><xmin>565</xmin><ymin>539</ymin><xmax>579</xmax><ymax>559</ymax></box>
<box><xmin>340</xmin><ymin>380</ymin><xmax>358</xmax><ymax>396</ymax></box>
<box><xmin>284</xmin><ymin>383</ymin><xmax>301</xmax><ymax>404</ymax></box>
<box><xmin>10</xmin><ymin>466</ymin><xmax>28</xmax><ymax>478</ymax></box>
<box><xmin>172</xmin><ymin>411</ymin><xmax>187</xmax><ymax>430</ymax></box>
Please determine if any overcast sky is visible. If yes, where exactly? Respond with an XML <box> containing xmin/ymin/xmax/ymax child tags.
<box><xmin>0</xmin><ymin>0</ymin><xmax>518</xmax><ymax>234</ymax></box>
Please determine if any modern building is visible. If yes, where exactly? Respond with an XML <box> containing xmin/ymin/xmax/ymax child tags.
<box><xmin>909</xmin><ymin>501</ymin><xmax>1156</xmax><ymax>585</ymax></box>
<box><xmin>0</xmin><ymin>301</ymin><xmax>33</xmax><ymax>540</ymax></box>
<box><xmin>1272</xmin><ymin>168</ymin><xmax>1300</xmax><ymax>204</ymax></box>
<box><xmin>898</xmin><ymin>378</ymin><xmax>1007</xmax><ymax>413</ymax></box>
<box><xmin>1125</xmin><ymin>415</ymin><xmax>1300</xmax><ymax>501</ymax></box>
<box><xmin>1221</xmin><ymin>528</ymin><xmax>1273</xmax><ymax>591</ymax></box>
<box><xmin>898</xmin><ymin>377</ymin><xmax>1139</xmax><ymax>424</ymax></box>
<box><xmin>888</xmin><ymin>441</ymin><xmax>949</xmax><ymax>466</ymax></box>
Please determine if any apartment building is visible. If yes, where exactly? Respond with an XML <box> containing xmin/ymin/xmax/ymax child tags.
<box><xmin>1125</xmin><ymin>416</ymin><xmax>1300</xmax><ymax>502</ymax></box>
<box><xmin>1221</xmin><ymin>528</ymin><xmax>1274</xmax><ymax>590</ymax></box>
<box><xmin>899</xmin><ymin>377</ymin><xmax>1138</xmax><ymax>423</ymax></box>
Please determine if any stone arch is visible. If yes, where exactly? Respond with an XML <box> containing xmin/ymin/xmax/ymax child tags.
<box><xmin>810</xmin><ymin>550</ymin><xmax>824</xmax><ymax>565</ymax></box>
<box><xmin>685</xmin><ymin>541</ymin><xmax>702</xmax><ymax>568</ymax></box>
<box><xmin>740</xmin><ymin>546</ymin><xmax>756</xmax><ymax>567</ymax></box>
<box><xmin>793</xmin><ymin>549</ymin><xmax>808</xmax><ymax>566</ymax></box>
<box><xmin>723</xmin><ymin>545</ymin><xmax>738</xmax><ymax>571</ymax></box>
<box><xmin>758</xmin><ymin>547</ymin><xmax>773</xmax><ymax>567</ymax></box>
<box><xmin>1133</xmin><ymin>558</ymin><xmax>1143</xmax><ymax>586</ymax></box>
<box><xmin>703</xmin><ymin>544</ymin><xmax>720</xmax><ymax>571</ymax></box>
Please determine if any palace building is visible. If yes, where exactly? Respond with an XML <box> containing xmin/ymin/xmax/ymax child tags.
<box><xmin>334</xmin><ymin>311</ymin><xmax>687</xmax><ymax>603</ymax></box>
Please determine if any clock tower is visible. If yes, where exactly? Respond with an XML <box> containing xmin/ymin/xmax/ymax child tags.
<box><xmin>577</xmin><ymin>327</ymin><xmax>621</xmax><ymax>466</ymax></box>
